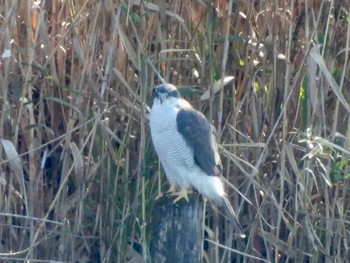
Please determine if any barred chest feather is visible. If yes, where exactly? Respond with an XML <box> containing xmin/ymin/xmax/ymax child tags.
<box><xmin>150</xmin><ymin>102</ymin><xmax>194</xmax><ymax>188</ymax></box>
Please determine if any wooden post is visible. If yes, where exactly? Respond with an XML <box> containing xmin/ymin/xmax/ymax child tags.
<box><xmin>150</xmin><ymin>193</ymin><xmax>203</xmax><ymax>263</ymax></box>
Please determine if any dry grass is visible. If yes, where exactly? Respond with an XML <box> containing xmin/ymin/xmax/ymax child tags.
<box><xmin>0</xmin><ymin>0</ymin><xmax>349</xmax><ymax>262</ymax></box>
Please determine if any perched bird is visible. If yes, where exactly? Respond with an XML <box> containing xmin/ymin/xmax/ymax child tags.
<box><xmin>149</xmin><ymin>83</ymin><xmax>245</xmax><ymax>238</ymax></box>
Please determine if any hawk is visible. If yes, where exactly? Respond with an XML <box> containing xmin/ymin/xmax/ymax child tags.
<box><xmin>150</xmin><ymin>83</ymin><xmax>245</xmax><ymax>238</ymax></box>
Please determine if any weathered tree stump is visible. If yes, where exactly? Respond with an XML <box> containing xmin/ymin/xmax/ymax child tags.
<box><xmin>150</xmin><ymin>193</ymin><xmax>203</xmax><ymax>263</ymax></box>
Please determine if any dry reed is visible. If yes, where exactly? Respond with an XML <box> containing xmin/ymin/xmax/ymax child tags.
<box><xmin>0</xmin><ymin>0</ymin><xmax>349</xmax><ymax>262</ymax></box>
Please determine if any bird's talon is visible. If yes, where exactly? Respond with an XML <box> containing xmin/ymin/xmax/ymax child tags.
<box><xmin>155</xmin><ymin>192</ymin><xmax>164</xmax><ymax>200</ymax></box>
<box><xmin>167</xmin><ymin>184</ymin><xmax>177</xmax><ymax>194</ymax></box>
<box><xmin>171</xmin><ymin>188</ymin><xmax>192</xmax><ymax>203</ymax></box>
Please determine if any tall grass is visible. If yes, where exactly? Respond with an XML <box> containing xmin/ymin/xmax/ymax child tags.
<box><xmin>0</xmin><ymin>0</ymin><xmax>349</xmax><ymax>262</ymax></box>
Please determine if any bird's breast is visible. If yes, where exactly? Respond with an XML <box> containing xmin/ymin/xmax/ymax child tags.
<box><xmin>150</xmin><ymin>107</ymin><xmax>194</xmax><ymax>167</ymax></box>
<box><xmin>150</xmin><ymin>104</ymin><xmax>178</xmax><ymax>129</ymax></box>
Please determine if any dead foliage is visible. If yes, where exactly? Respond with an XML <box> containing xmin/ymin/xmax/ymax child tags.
<box><xmin>0</xmin><ymin>0</ymin><xmax>349</xmax><ymax>262</ymax></box>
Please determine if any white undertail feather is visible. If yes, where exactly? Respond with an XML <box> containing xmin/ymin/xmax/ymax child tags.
<box><xmin>191</xmin><ymin>175</ymin><xmax>245</xmax><ymax>238</ymax></box>
<box><xmin>190</xmin><ymin>175</ymin><xmax>224</xmax><ymax>204</ymax></box>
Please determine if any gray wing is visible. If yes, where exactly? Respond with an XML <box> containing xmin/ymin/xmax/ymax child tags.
<box><xmin>176</xmin><ymin>106</ymin><xmax>222</xmax><ymax>176</ymax></box>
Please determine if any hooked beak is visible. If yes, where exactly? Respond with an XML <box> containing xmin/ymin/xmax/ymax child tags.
<box><xmin>153</xmin><ymin>88</ymin><xmax>167</xmax><ymax>104</ymax></box>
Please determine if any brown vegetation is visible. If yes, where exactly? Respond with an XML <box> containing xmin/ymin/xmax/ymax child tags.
<box><xmin>0</xmin><ymin>0</ymin><xmax>349</xmax><ymax>262</ymax></box>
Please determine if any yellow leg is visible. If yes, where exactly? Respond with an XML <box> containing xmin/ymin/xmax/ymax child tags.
<box><xmin>155</xmin><ymin>192</ymin><xmax>163</xmax><ymax>200</ymax></box>
<box><xmin>167</xmin><ymin>184</ymin><xmax>177</xmax><ymax>194</ymax></box>
<box><xmin>171</xmin><ymin>188</ymin><xmax>192</xmax><ymax>203</ymax></box>
<box><xmin>155</xmin><ymin>184</ymin><xmax>177</xmax><ymax>200</ymax></box>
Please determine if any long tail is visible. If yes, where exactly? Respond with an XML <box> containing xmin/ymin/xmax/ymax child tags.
<box><xmin>222</xmin><ymin>196</ymin><xmax>246</xmax><ymax>238</ymax></box>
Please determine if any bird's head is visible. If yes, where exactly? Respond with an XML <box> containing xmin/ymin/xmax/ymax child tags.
<box><xmin>153</xmin><ymin>84</ymin><xmax>180</xmax><ymax>104</ymax></box>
